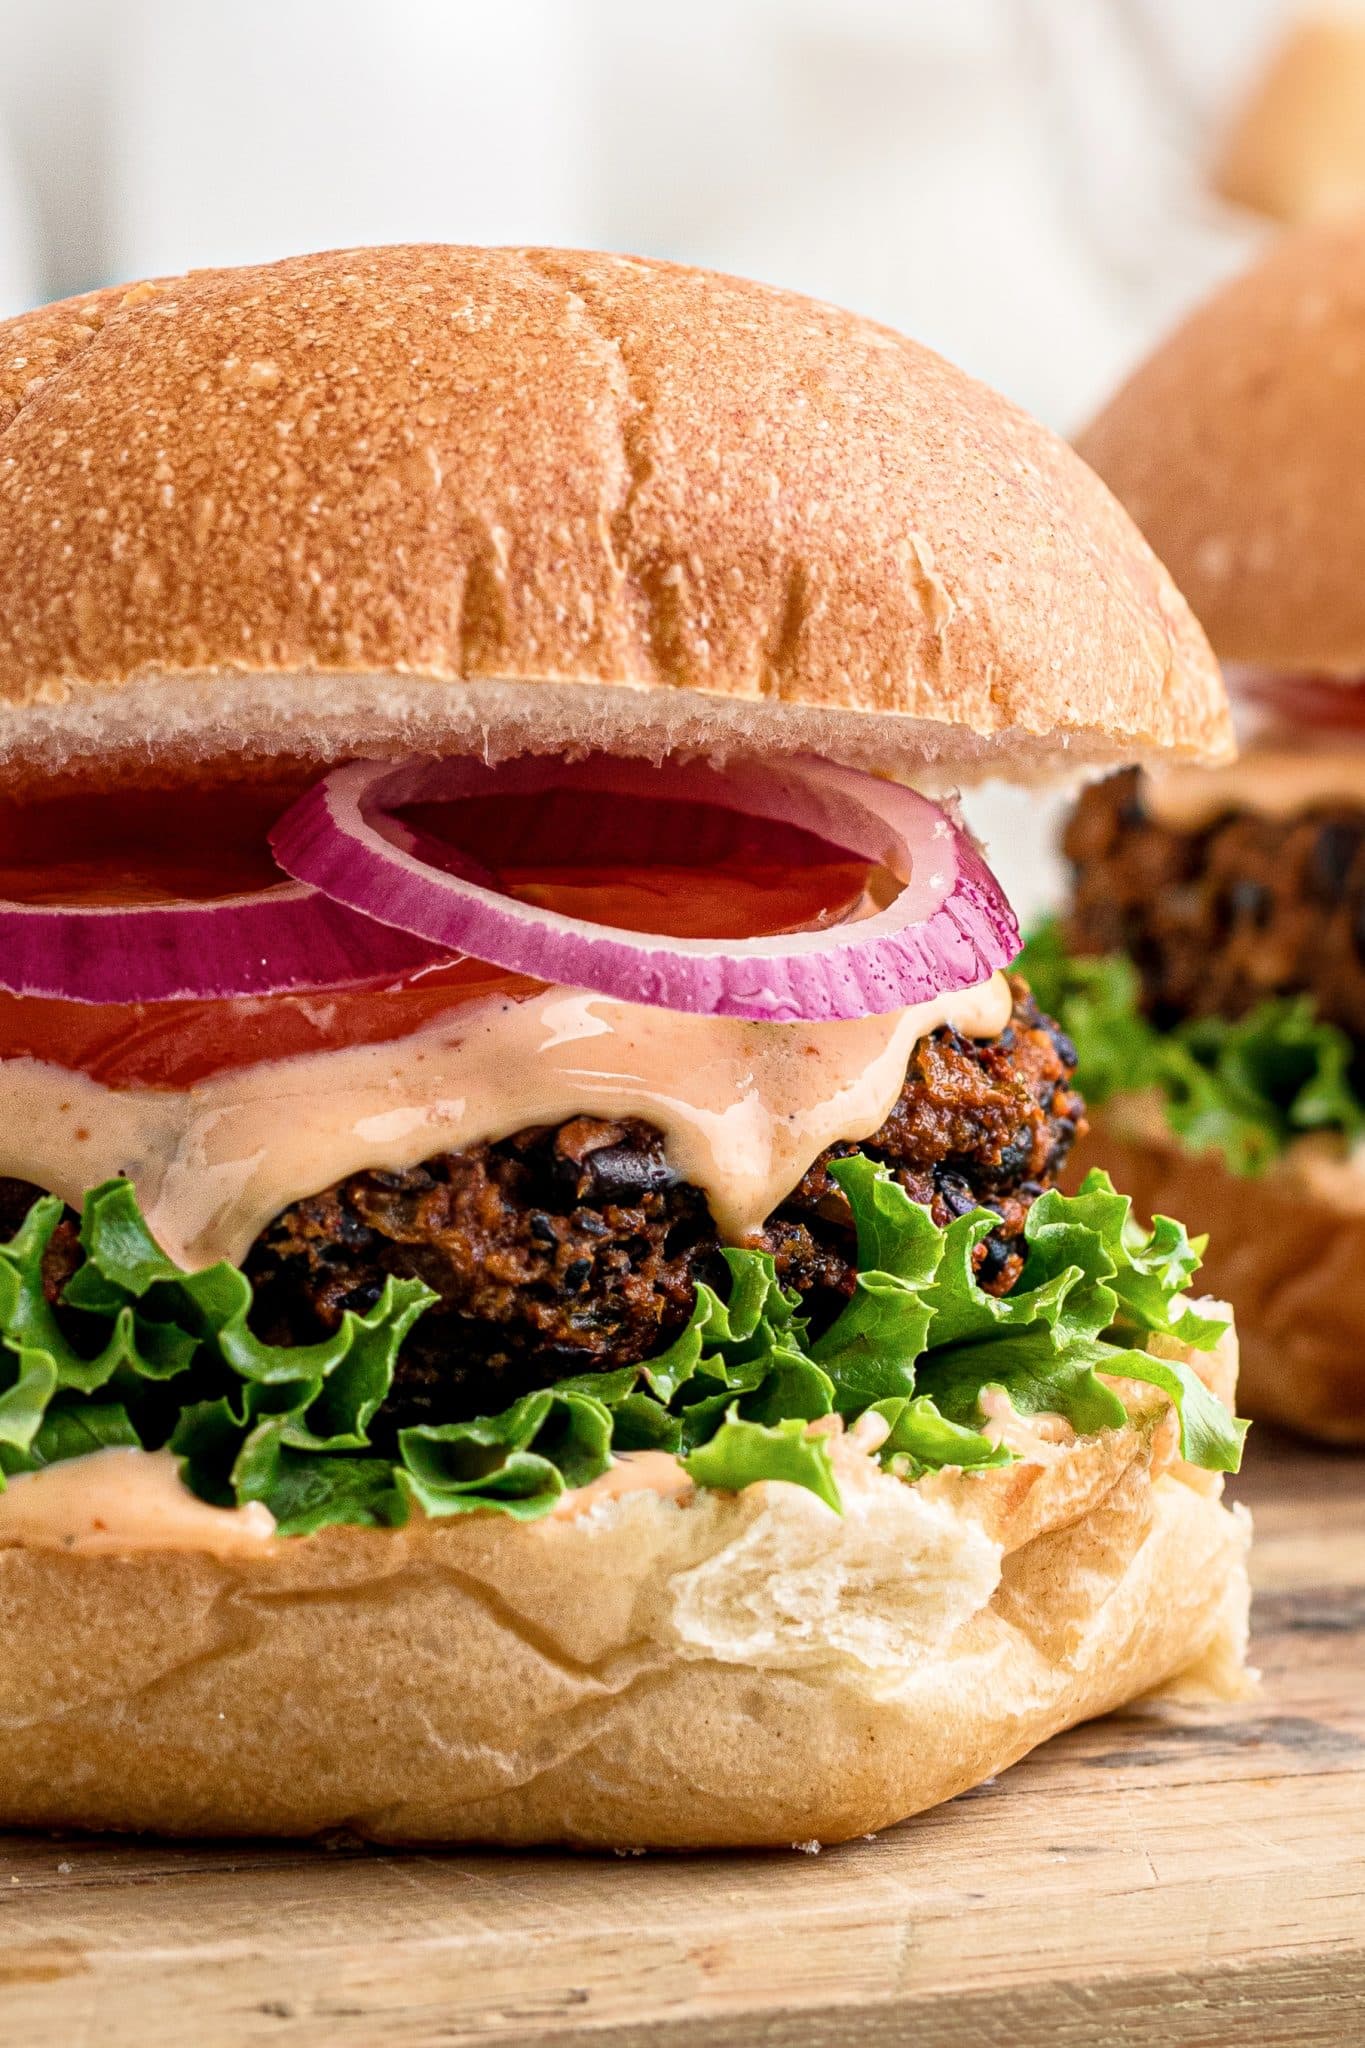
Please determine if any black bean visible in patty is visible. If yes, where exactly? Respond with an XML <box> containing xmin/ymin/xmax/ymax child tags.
<box><xmin>243</xmin><ymin>975</ymin><xmax>1085</xmax><ymax>1429</ymax></box>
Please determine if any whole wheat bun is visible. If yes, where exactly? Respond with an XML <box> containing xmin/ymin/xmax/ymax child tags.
<box><xmin>0</xmin><ymin>1360</ymin><xmax>1249</xmax><ymax>1848</ymax></box>
<box><xmin>1070</xmin><ymin>1098</ymin><xmax>1365</xmax><ymax>1447</ymax></box>
<box><xmin>1077</xmin><ymin>219</ymin><xmax>1365</xmax><ymax>677</ymax></box>
<box><xmin>0</xmin><ymin>246</ymin><xmax>1227</xmax><ymax>796</ymax></box>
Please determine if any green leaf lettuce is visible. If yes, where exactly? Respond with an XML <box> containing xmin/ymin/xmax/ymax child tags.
<box><xmin>1018</xmin><ymin>918</ymin><xmax>1363</xmax><ymax>1175</ymax></box>
<box><xmin>0</xmin><ymin>1156</ymin><xmax>1244</xmax><ymax>1531</ymax></box>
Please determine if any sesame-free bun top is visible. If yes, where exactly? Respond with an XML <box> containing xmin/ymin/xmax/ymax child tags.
<box><xmin>1078</xmin><ymin>219</ymin><xmax>1365</xmax><ymax>678</ymax></box>
<box><xmin>0</xmin><ymin>246</ymin><xmax>1228</xmax><ymax>792</ymax></box>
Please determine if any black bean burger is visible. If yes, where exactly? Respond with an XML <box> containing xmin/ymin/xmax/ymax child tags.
<box><xmin>0</xmin><ymin>247</ymin><xmax>1246</xmax><ymax>1847</ymax></box>
<box><xmin>1033</xmin><ymin>218</ymin><xmax>1365</xmax><ymax>1447</ymax></box>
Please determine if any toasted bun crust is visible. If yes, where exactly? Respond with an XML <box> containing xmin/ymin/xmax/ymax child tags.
<box><xmin>0</xmin><ymin>1394</ymin><xmax>1249</xmax><ymax>1848</ymax></box>
<box><xmin>1073</xmin><ymin>1099</ymin><xmax>1365</xmax><ymax>1446</ymax></box>
<box><xmin>0</xmin><ymin>247</ymin><xmax>1228</xmax><ymax>794</ymax></box>
<box><xmin>1077</xmin><ymin>220</ymin><xmax>1365</xmax><ymax>676</ymax></box>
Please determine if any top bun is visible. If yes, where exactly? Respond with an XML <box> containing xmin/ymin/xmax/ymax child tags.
<box><xmin>1212</xmin><ymin>16</ymin><xmax>1365</xmax><ymax>227</ymax></box>
<box><xmin>0</xmin><ymin>246</ymin><xmax>1227</xmax><ymax>793</ymax></box>
<box><xmin>1078</xmin><ymin>219</ymin><xmax>1365</xmax><ymax>677</ymax></box>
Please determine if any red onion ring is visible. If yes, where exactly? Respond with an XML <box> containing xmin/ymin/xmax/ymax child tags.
<box><xmin>270</xmin><ymin>755</ymin><xmax>1020</xmax><ymax>1022</ymax></box>
<box><xmin>0</xmin><ymin>881</ymin><xmax>442</xmax><ymax>1004</ymax></box>
<box><xmin>1231</xmin><ymin>667</ymin><xmax>1365</xmax><ymax>735</ymax></box>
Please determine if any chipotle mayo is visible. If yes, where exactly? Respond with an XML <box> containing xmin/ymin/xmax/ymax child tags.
<box><xmin>0</xmin><ymin>1449</ymin><xmax>276</xmax><ymax>1555</ymax></box>
<box><xmin>0</xmin><ymin>971</ymin><xmax>1013</xmax><ymax>1270</ymax></box>
<box><xmin>1143</xmin><ymin>742</ymin><xmax>1365</xmax><ymax>832</ymax></box>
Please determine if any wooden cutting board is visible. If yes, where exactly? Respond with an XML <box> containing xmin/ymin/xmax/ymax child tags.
<box><xmin>3</xmin><ymin>1435</ymin><xmax>1362</xmax><ymax>2048</ymax></box>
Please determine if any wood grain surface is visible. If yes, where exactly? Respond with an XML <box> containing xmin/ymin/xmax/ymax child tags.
<box><xmin>2</xmin><ymin>1435</ymin><xmax>1362</xmax><ymax>2048</ymax></box>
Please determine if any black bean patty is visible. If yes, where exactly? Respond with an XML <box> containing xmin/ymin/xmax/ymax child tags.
<box><xmin>2</xmin><ymin>978</ymin><xmax>1083</xmax><ymax>1432</ymax></box>
<box><xmin>243</xmin><ymin>975</ymin><xmax>1084</xmax><ymax>1428</ymax></box>
<box><xmin>1066</xmin><ymin>767</ymin><xmax>1365</xmax><ymax>1043</ymax></box>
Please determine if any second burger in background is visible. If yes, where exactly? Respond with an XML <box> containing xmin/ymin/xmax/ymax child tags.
<box><xmin>1027</xmin><ymin>218</ymin><xmax>1365</xmax><ymax>1444</ymax></box>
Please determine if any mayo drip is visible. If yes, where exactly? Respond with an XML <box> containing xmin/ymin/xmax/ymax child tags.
<box><xmin>551</xmin><ymin>1451</ymin><xmax>694</xmax><ymax>1518</ymax></box>
<box><xmin>0</xmin><ymin>1448</ymin><xmax>276</xmax><ymax>1554</ymax></box>
<box><xmin>0</xmin><ymin>971</ymin><xmax>1013</xmax><ymax>1270</ymax></box>
<box><xmin>1144</xmin><ymin>741</ymin><xmax>1365</xmax><ymax>832</ymax></box>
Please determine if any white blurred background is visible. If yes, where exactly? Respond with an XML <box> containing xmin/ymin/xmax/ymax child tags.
<box><xmin>0</xmin><ymin>0</ymin><xmax>1338</xmax><ymax>913</ymax></box>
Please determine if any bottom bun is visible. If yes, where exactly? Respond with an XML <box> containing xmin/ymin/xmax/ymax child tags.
<box><xmin>0</xmin><ymin>1381</ymin><xmax>1249</xmax><ymax>1849</ymax></box>
<box><xmin>1075</xmin><ymin>1096</ymin><xmax>1365</xmax><ymax>1446</ymax></box>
